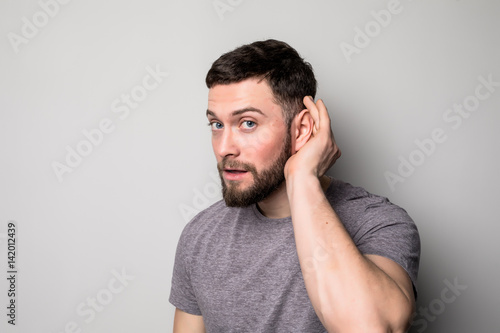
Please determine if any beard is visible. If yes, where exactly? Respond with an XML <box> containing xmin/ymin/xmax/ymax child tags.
<box><xmin>218</xmin><ymin>132</ymin><xmax>292</xmax><ymax>207</ymax></box>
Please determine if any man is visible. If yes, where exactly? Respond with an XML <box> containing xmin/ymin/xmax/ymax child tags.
<box><xmin>170</xmin><ymin>39</ymin><xmax>420</xmax><ymax>332</ymax></box>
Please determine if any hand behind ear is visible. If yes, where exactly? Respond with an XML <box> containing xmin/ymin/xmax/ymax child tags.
<box><xmin>291</xmin><ymin>106</ymin><xmax>315</xmax><ymax>153</ymax></box>
<box><xmin>284</xmin><ymin>96</ymin><xmax>341</xmax><ymax>179</ymax></box>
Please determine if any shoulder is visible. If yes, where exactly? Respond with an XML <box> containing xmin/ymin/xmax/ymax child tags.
<box><xmin>180</xmin><ymin>199</ymin><xmax>227</xmax><ymax>238</ymax></box>
<box><xmin>327</xmin><ymin>178</ymin><xmax>413</xmax><ymax>221</ymax></box>
<box><xmin>327</xmin><ymin>178</ymin><xmax>421</xmax><ymax>291</ymax></box>
<box><xmin>176</xmin><ymin>199</ymin><xmax>244</xmax><ymax>252</ymax></box>
<box><xmin>326</xmin><ymin>178</ymin><xmax>387</xmax><ymax>204</ymax></box>
<box><xmin>326</xmin><ymin>178</ymin><xmax>418</xmax><ymax>239</ymax></box>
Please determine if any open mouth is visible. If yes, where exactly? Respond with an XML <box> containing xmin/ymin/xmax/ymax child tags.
<box><xmin>223</xmin><ymin>168</ymin><xmax>249</xmax><ymax>180</ymax></box>
<box><xmin>225</xmin><ymin>169</ymin><xmax>247</xmax><ymax>174</ymax></box>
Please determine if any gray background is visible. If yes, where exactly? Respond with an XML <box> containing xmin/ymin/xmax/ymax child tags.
<box><xmin>1</xmin><ymin>0</ymin><xmax>498</xmax><ymax>332</ymax></box>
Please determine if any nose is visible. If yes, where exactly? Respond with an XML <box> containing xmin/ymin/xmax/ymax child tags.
<box><xmin>214</xmin><ymin>127</ymin><xmax>240</xmax><ymax>159</ymax></box>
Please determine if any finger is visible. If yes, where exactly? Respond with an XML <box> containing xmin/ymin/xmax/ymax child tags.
<box><xmin>315</xmin><ymin>99</ymin><xmax>332</xmax><ymax>130</ymax></box>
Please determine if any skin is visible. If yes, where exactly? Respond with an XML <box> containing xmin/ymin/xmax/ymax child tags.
<box><xmin>174</xmin><ymin>78</ymin><xmax>415</xmax><ymax>333</ymax></box>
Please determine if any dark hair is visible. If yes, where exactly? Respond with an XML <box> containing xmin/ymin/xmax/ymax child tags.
<box><xmin>205</xmin><ymin>39</ymin><xmax>317</xmax><ymax>127</ymax></box>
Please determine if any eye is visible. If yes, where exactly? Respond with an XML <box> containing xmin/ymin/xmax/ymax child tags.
<box><xmin>208</xmin><ymin>121</ymin><xmax>223</xmax><ymax>130</ymax></box>
<box><xmin>242</xmin><ymin>120</ymin><xmax>256</xmax><ymax>129</ymax></box>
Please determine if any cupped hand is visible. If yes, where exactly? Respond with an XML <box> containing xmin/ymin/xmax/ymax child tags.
<box><xmin>284</xmin><ymin>96</ymin><xmax>341</xmax><ymax>180</ymax></box>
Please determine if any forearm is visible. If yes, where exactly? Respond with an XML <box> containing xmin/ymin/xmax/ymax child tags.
<box><xmin>287</xmin><ymin>174</ymin><xmax>413</xmax><ymax>332</ymax></box>
<box><xmin>173</xmin><ymin>308</ymin><xmax>206</xmax><ymax>333</ymax></box>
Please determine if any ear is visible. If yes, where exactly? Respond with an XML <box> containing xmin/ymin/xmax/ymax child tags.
<box><xmin>291</xmin><ymin>108</ymin><xmax>314</xmax><ymax>153</ymax></box>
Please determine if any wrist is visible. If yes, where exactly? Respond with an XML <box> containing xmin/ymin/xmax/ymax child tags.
<box><xmin>285</xmin><ymin>172</ymin><xmax>321</xmax><ymax>198</ymax></box>
<box><xmin>284</xmin><ymin>163</ymin><xmax>317</xmax><ymax>181</ymax></box>
<box><xmin>285</xmin><ymin>170</ymin><xmax>318</xmax><ymax>185</ymax></box>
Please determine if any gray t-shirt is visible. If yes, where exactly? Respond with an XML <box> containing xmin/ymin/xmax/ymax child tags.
<box><xmin>169</xmin><ymin>178</ymin><xmax>420</xmax><ymax>332</ymax></box>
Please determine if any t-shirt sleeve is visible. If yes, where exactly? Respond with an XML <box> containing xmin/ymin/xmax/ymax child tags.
<box><xmin>355</xmin><ymin>196</ymin><xmax>421</xmax><ymax>296</ymax></box>
<box><xmin>169</xmin><ymin>226</ymin><xmax>202</xmax><ymax>315</ymax></box>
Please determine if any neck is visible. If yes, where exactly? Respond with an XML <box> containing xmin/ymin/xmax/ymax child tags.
<box><xmin>256</xmin><ymin>175</ymin><xmax>331</xmax><ymax>219</ymax></box>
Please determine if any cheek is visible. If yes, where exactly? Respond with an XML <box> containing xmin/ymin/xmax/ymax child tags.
<box><xmin>246</xmin><ymin>128</ymin><xmax>286</xmax><ymax>158</ymax></box>
<box><xmin>244</xmin><ymin>129</ymin><xmax>275</xmax><ymax>151</ymax></box>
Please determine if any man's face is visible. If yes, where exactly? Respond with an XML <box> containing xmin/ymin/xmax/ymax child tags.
<box><xmin>207</xmin><ymin>78</ymin><xmax>291</xmax><ymax>207</ymax></box>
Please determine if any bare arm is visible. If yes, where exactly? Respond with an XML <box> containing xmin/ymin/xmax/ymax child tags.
<box><xmin>284</xmin><ymin>97</ymin><xmax>415</xmax><ymax>332</ymax></box>
<box><xmin>173</xmin><ymin>308</ymin><xmax>205</xmax><ymax>333</ymax></box>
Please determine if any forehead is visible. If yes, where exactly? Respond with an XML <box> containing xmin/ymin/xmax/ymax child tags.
<box><xmin>207</xmin><ymin>78</ymin><xmax>282</xmax><ymax>119</ymax></box>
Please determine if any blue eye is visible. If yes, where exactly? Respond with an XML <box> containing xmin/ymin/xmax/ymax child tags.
<box><xmin>242</xmin><ymin>121</ymin><xmax>256</xmax><ymax>129</ymax></box>
<box><xmin>209</xmin><ymin>122</ymin><xmax>223</xmax><ymax>130</ymax></box>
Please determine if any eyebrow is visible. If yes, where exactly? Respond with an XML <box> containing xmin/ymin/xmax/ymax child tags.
<box><xmin>206</xmin><ymin>107</ymin><xmax>266</xmax><ymax>118</ymax></box>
